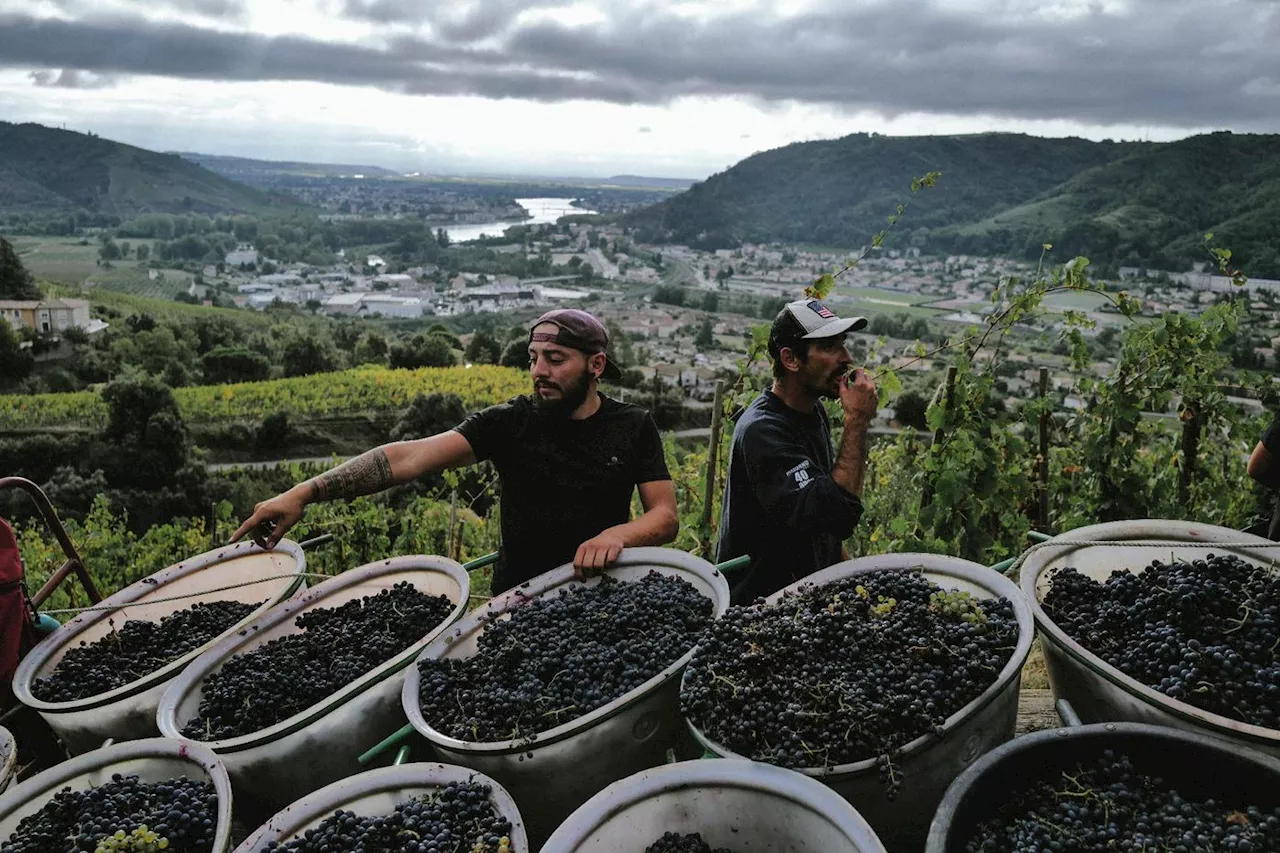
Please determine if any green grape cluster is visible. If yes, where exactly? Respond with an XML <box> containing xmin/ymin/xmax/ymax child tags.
<box><xmin>94</xmin><ymin>826</ymin><xmax>170</xmax><ymax>853</ymax></box>
<box><xmin>871</xmin><ymin>595</ymin><xmax>898</xmax><ymax>617</ymax></box>
<box><xmin>929</xmin><ymin>589</ymin><xmax>988</xmax><ymax>625</ymax></box>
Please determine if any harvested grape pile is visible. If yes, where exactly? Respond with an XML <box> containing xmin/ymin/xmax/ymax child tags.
<box><xmin>681</xmin><ymin>570</ymin><xmax>1018</xmax><ymax>795</ymax></box>
<box><xmin>261</xmin><ymin>780</ymin><xmax>513</xmax><ymax>853</ymax></box>
<box><xmin>0</xmin><ymin>773</ymin><xmax>217</xmax><ymax>853</ymax></box>
<box><xmin>964</xmin><ymin>750</ymin><xmax>1279</xmax><ymax>852</ymax></box>
<box><xmin>1045</xmin><ymin>554</ymin><xmax>1280</xmax><ymax>729</ymax></box>
<box><xmin>417</xmin><ymin>572</ymin><xmax>712</xmax><ymax>742</ymax></box>
<box><xmin>182</xmin><ymin>582</ymin><xmax>454</xmax><ymax>740</ymax></box>
<box><xmin>645</xmin><ymin>832</ymin><xmax>738</xmax><ymax>853</ymax></box>
<box><xmin>32</xmin><ymin>601</ymin><xmax>258</xmax><ymax>702</ymax></box>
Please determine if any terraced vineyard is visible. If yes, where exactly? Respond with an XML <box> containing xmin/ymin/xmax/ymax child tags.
<box><xmin>0</xmin><ymin>365</ymin><xmax>529</xmax><ymax>429</ymax></box>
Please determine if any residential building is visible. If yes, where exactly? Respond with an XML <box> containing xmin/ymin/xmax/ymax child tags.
<box><xmin>0</xmin><ymin>298</ymin><xmax>96</xmax><ymax>334</ymax></box>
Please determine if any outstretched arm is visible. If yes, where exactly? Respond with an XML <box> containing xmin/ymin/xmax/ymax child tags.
<box><xmin>231</xmin><ymin>430</ymin><xmax>477</xmax><ymax>548</ymax></box>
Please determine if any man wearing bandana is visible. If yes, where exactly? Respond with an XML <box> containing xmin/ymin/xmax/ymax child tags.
<box><xmin>232</xmin><ymin>309</ymin><xmax>678</xmax><ymax>594</ymax></box>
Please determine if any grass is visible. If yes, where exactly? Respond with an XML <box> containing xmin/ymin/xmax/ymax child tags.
<box><xmin>1022</xmin><ymin>638</ymin><xmax>1049</xmax><ymax>689</ymax></box>
<box><xmin>839</xmin><ymin>286</ymin><xmax>933</xmax><ymax>306</ymax></box>
<box><xmin>13</xmin><ymin>236</ymin><xmax>189</xmax><ymax>298</ymax></box>
<box><xmin>1041</xmin><ymin>290</ymin><xmax>1111</xmax><ymax>311</ymax></box>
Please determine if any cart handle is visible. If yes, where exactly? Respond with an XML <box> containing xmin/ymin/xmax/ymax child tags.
<box><xmin>0</xmin><ymin>476</ymin><xmax>102</xmax><ymax>607</ymax></box>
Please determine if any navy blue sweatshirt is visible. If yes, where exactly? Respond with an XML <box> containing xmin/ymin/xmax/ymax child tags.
<box><xmin>715</xmin><ymin>390</ymin><xmax>864</xmax><ymax>605</ymax></box>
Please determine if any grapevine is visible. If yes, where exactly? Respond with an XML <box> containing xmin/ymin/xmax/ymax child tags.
<box><xmin>0</xmin><ymin>365</ymin><xmax>528</xmax><ymax>429</ymax></box>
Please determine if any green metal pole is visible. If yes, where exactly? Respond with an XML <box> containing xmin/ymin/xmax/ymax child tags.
<box><xmin>714</xmin><ymin>555</ymin><xmax>750</xmax><ymax>575</ymax></box>
<box><xmin>988</xmin><ymin>557</ymin><xmax>1017</xmax><ymax>575</ymax></box>
<box><xmin>463</xmin><ymin>553</ymin><xmax>499</xmax><ymax>571</ymax></box>
<box><xmin>359</xmin><ymin>724</ymin><xmax>415</xmax><ymax>766</ymax></box>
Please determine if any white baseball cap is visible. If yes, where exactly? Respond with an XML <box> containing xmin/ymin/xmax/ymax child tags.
<box><xmin>778</xmin><ymin>299</ymin><xmax>868</xmax><ymax>340</ymax></box>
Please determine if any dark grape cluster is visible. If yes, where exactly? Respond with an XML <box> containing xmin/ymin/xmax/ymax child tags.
<box><xmin>262</xmin><ymin>780</ymin><xmax>513</xmax><ymax>853</ymax></box>
<box><xmin>964</xmin><ymin>750</ymin><xmax>1279</xmax><ymax>852</ymax></box>
<box><xmin>182</xmin><ymin>582</ymin><xmax>454</xmax><ymax>740</ymax></box>
<box><xmin>417</xmin><ymin>572</ymin><xmax>713</xmax><ymax>742</ymax></box>
<box><xmin>1045</xmin><ymin>554</ymin><xmax>1280</xmax><ymax>728</ymax></box>
<box><xmin>0</xmin><ymin>773</ymin><xmax>217</xmax><ymax>853</ymax></box>
<box><xmin>644</xmin><ymin>832</ymin><xmax>738</xmax><ymax>853</ymax></box>
<box><xmin>32</xmin><ymin>601</ymin><xmax>258</xmax><ymax>702</ymax></box>
<box><xmin>681</xmin><ymin>571</ymin><xmax>1019</xmax><ymax>795</ymax></box>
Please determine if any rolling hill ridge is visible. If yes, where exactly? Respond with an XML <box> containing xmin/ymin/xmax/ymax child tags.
<box><xmin>626</xmin><ymin>131</ymin><xmax>1280</xmax><ymax>277</ymax></box>
<box><xmin>0</xmin><ymin>123</ymin><xmax>292</xmax><ymax>217</ymax></box>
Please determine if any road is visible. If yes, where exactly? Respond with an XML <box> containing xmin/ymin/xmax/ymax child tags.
<box><xmin>586</xmin><ymin>248</ymin><xmax>620</xmax><ymax>280</ymax></box>
<box><xmin>207</xmin><ymin>456</ymin><xmax>349</xmax><ymax>473</ymax></box>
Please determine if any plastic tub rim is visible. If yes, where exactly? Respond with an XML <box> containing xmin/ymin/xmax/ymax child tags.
<box><xmin>1019</xmin><ymin>519</ymin><xmax>1280</xmax><ymax>747</ymax></box>
<box><xmin>925</xmin><ymin>718</ymin><xmax>1280</xmax><ymax>851</ymax></box>
<box><xmin>0</xmin><ymin>726</ymin><xmax>14</xmax><ymax>791</ymax></box>
<box><xmin>0</xmin><ymin>736</ymin><xmax>234</xmax><ymax>852</ymax></box>
<box><xmin>12</xmin><ymin>539</ymin><xmax>308</xmax><ymax>714</ymax></box>
<box><xmin>156</xmin><ymin>554</ymin><xmax>468</xmax><ymax>753</ymax></box>
<box><xmin>403</xmin><ymin>546</ymin><xmax>731</xmax><ymax>755</ymax></box>
<box><xmin>539</xmin><ymin>757</ymin><xmax>888</xmax><ymax>852</ymax></box>
<box><xmin>682</xmin><ymin>552</ymin><xmax>1035</xmax><ymax>780</ymax></box>
<box><xmin>232</xmin><ymin>761</ymin><xmax>528</xmax><ymax>852</ymax></box>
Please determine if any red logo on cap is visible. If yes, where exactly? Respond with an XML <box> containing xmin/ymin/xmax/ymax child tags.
<box><xmin>808</xmin><ymin>300</ymin><xmax>836</xmax><ymax>319</ymax></box>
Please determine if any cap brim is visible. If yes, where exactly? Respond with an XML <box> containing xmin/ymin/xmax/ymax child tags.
<box><xmin>600</xmin><ymin>356</ymin><xmax>624</xmax><ymax>383</ymax></box>
<box><xmin>801</xmin><ymin>316</ymin><xmax>868</xmax><ymax>339</ymax></box>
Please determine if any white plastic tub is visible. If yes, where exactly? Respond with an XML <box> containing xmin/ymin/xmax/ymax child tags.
<box><xmin>1019</xmin><ymin>519</ymin><xmax>1280</xmax><ymax>757</ymax></box>
<box><xmin>0</xmin><ymin>726</ymin><xmax>14</xmax><ymax>795</ymax></box>
<box><xmin>541</xmin><ymin>758</ymin><xmax>888</xmax><ymax>853</ymax></box>
<box><xmin>12</xmin><ymin>540</ymin><xmax>307</xmax><ymax>754</ymax></box>
<box><xmin>684</xmin><ymin>553</ymin><xmax>1035</xmax><ymax>853</ymax></box>
<box><xmin>232</xmin><ymin>762</ymin><xmax>527</xmax><ymax>852</ymax></box>
<box><xmin>0</xmin><ymin>737</ymin><xmax>234</xmax><ymax>852</ymax></box>
<box><xmin>403</xmin><ymin>547</ymin><xmax>732</xmax><ymax>847</ymax></box>
<box><xmin>158</xmin><ymin>554</ymin><xmax>468</xmax><ymax>821</ymax></box>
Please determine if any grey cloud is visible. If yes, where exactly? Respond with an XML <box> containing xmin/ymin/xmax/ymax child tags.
<box><xmin>42</xmin><ymin>0</ymin><xmax>247</xmax><ymax>19</ymax></box>
<box><xmin>341</xmin><ymin>0</ymin><xmax>564</xmax><ymax>40</ymax></box>
<box><xmin>1</xmin><ymin>1</ymin><xmax>1278</xmax><ymax>130</ymax></box>
<box><xmin>29</xmin><ymin>68</ymin><xmax>121</xmax><ymax>89</ymax></box>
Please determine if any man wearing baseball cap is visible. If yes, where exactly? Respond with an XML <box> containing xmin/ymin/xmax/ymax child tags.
<box><xmin>231</xmin><ymin>308</ymin><xmax>678</xmax><ymax>594</ymax></box>
<box><xmin>716</xmin><ymin>298</ymin><xmax>878</xmax><ymax>604</ymax></box>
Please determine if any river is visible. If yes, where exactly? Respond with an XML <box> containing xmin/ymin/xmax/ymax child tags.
<box><xmin>443</xmin><ymin>197</ymin><xmax>598</xmax><ymax>244</ymax></box>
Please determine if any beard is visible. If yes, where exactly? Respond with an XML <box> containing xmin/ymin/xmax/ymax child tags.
<box><xmin>533</xmin><ymin>368</ymin><xmax>592</xmax><ymax>417</ymax></box>
<box><xmin>808</xmin><ymin>366</ymin><xmax>848</xmax><ymax>400</ymax></box>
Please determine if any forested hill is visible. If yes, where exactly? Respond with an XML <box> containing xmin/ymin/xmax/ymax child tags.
<box><xmin>0</xmin><ymin>122</ymin><xmax>291</xmax><ymax>217</ymax></box>
<box><xmin>626</xmin><ymin>131</ymin><xmax>1280</xmax><ymax>278</ymax></box>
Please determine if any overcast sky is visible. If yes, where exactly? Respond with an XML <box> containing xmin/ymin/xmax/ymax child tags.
<box><xmin>0</xmin><ymin>0</ymin><xmax>1277</xmax><ymax>178</ymax></box>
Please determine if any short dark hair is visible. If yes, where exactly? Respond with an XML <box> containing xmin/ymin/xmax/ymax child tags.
<box><xmin>768</xmin><ymin>307</ymin><xmax>812</xmax><ymax>380</ymax></box>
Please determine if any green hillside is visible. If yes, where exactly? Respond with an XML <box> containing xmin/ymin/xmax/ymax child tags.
<box><xmin>0</xmin><ymin>123</ymin><xmax>289</xmax><ymax>216</ymax></box>
<box><xmin>627</xmin><ymin>131</ymin><xmax>1280</xmax><ymax>277</ymax></box>
<box><xmin>176</xmin><ymin>152</ymin><xmax>402</xmax><ymax>179</ymax></box>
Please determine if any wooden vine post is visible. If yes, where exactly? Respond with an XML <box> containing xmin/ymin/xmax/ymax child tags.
<box><xmin>1037</xmin><ymin>367</ymin><xmax>1050</xmax><ymax>531</ymax></box>
<box><xmin>701</xmin><ymin>380</ymin><xmax>726</xmax><ymax>544</ymax></box>
<box><xmin>920</xmin><ymin>365</ymin><xmax>958</xmax><ymax>510</ymax></box>
<box><xmin>447</xmin><ymin>488</ymin><xmax>458</xmax><ymax>562</ymax></box>
<box><xmin>1178</xmin><ymin>399</ymin><xmax>1201</xmax><ymax>508</ymax></box>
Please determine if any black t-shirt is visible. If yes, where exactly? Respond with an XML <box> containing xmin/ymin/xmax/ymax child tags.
<box><xmin>715</xmin><ymin>390</ymin><xmax>863</xmax><ymax>605</ymax></box>
<box><xmin>454</xmin><ymin>394</ymin><xmax>671</xmax><ymax>593</ymax></box>
<box><xmin>1264</xmin><ymin>411</ymin><xmax>1280</xmax><ymax>455</ymax></box>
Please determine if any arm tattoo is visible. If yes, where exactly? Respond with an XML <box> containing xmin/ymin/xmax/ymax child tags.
<box><xmin>309</xmin><ymin>448</ymin><xmax>395</xmax><ymax>501</ymax></box>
